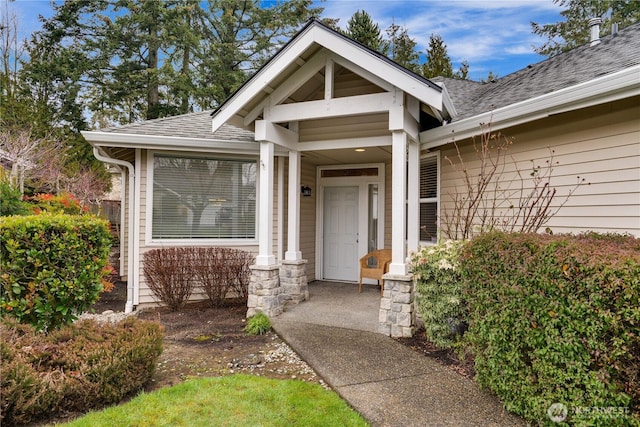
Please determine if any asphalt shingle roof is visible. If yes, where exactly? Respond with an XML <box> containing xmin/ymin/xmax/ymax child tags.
<box><xmin>440</xmin><ymin>21</ymin><xmax>640</xmax><ymax>121</ymax></box>
<box><xmin>99</xmin><ymin>110</ymin><xmax>255</xmax><ymax>142</ymax></box>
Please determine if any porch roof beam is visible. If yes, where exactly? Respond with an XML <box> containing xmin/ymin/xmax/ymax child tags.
<box><xmin>297</xmin><ymin>135</ymin><xmax>390</xmax><ymax>151</ymax></box>
<box><xmin>255</xmin><ymin>120</ymin><xmax>299</xmax><ymax>151</ymax></box>
<box><xmin>269</xmin><ymin>92</ymin><xmax>393</xmax><ymax>123</ymax></box>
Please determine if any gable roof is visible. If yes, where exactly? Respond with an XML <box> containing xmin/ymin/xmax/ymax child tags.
<box><xmin>439</xmin><ymin>22</ymin><xmax>640</xmax><ymax>122</ymax></box>
<box><xmin>422</xmin><ymin>22</ymin><xmax>640</xmax><ymax>147</ymax></box>
<box><xmin>211</xmin><ymin>18</ymin><xmax>445</xmax><ymax>131</ymax></box>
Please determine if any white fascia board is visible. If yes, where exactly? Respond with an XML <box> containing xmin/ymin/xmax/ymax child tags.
<box><xmin>441</xmin><ymin>86</ymin><xmax>457</xmax><ymax>120</ymax></box>
<box><xmin>82</xmin><ymin>131</ymin><xmax>262</xmax><ymax>155</ymax></box>
<box><xmin>420</xmin><ymin>65</ymin><xmax>640</xmax><ymax>149</ymax></box>
<box><xmin>212</xmin><ymin>25</ymin><xmax>318</xmax><ymax>132</ymax></box>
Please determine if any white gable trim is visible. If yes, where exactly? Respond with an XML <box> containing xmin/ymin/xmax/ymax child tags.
<box><xmin>212</xmin><ymin>20</ymin><xmax>442</xmax><ymax>133</ymax></box>
<box><xmin>421</xmin><ymin>65</ymin><xmax>640</xmax><ymax>149</ymax></box>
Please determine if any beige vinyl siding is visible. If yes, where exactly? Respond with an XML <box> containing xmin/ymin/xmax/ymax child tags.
<box><xmin>120</xmin><ymin>173</ymin><xmax>130</xmax><ymax>280</ymax></box>
<box><xmin>333</xmin><ymin>67</ymin><xmax>386</xmax><ymax>98</ymax></box>
<box><xmin>299</xmin><ymin>113</ymin><xmax>389</xmax><ymax>142</ymax></box>
<box><xmin>384</xmin><ymin>159</ymin><xmax>392</xmax><ymax>249</ymax></box>
<box><xmin>139</xmin><ymin>150</ymin><xmax>147</xmax><ymax>245</ymax></box>
<box><xmin>438</xmin><ymin>97</ymin><xmax>640</xmax><ymax>237</ymax></box>
<box><xmin>300</xmin><ymin>160</ymin><xmax>317</xmax><ymax>281</ymax></box>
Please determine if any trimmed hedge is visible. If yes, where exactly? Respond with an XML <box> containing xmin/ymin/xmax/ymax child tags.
<box><xmin>412</xmin><ymin>240</ymin><xmax>467</xmax><ymax>349</ymax></box>
<box><xmin>461</xmin><ymin>232</ymin><xmax>639</xmax><ymax>425</ymax></box>
<box><xmin>0</xmin><ymin>214</ymin><xmax>112</xmax><ymax>331</ymax></box>
<box><xmin>0</xmin><ymin>316</ymin><xmax>163</xmax><ymax>426</ymax></box>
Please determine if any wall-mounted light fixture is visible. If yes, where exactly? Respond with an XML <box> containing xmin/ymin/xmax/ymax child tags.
<box><xmin>301</xmin><ymin>185</ymin><xmax>312</xmax><ymax>197</ymax></box>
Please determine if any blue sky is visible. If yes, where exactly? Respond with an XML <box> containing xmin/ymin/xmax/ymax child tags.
<box><xmin>10</xmin><ymin>0</ymin><xmax>564</xmax><ymax>81</ymax></box>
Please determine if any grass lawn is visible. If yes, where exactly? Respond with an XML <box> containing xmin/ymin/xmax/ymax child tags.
<box><xmin>55</xmin><ymin>374</ymin><xmax>369</xmax><ymax>427</ymax></box>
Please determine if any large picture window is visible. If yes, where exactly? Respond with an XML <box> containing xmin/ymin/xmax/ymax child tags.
<box><xmin>420</xmin><ymin>155</ymin><xmax>438</xmax><ymax>244</ymax></box>
<box><xmin>151</xmin><ymin>154</ymin><xmax>256</xmax><ymax>240</ymax></box>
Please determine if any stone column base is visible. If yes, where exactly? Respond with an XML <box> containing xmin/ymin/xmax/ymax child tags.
<box><xmin>247</xmin><ymin>264</ymin><xmax>283</xmax><ymax>318</ymax></box>
<box><xmin>379</xmin><ymin>273</ymin><xmax>415</xmax><ymax>337</ymax></box>
<box><xmin>280</xmin><ymin>259</ymin><xmax>308</xmax><ymax>303</ymax></box>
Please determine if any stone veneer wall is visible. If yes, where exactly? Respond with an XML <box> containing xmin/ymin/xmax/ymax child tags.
<box><xmin>247</xmin><ymin>265</ymin><xmax>282</xmax><ymax>318</ymax></box>
<box><xmin>379</xmin><ymin>273</ymin><xmax>415</xmax><ymax>337</ymax></box>
<box><xmin>247</xmin><ymin>261</ymin><xmax>308</xmax><ymax>318</ymax></box>
<box><xmin>280</xmin><ymin>260</ymin><xmax>309</xmax><ymax>303</ymax></box>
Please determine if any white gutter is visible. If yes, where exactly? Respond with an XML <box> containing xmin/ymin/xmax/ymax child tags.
<box><xmin>82</xmin><ymin>131</ymin><xmax>288</xmax><ymax>156</ymax></box>
<box><xmin>92</xmin><ymin>146</ymin><xmax>136</xmax><ymax>314</ymax></box>
<box><xmin>420</xmin><ymin>64</ymin><xmax>640</xmax><ymax>149</ymax></box>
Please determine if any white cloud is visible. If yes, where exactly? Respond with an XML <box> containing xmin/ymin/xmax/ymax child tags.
<box><xmin>318</xmin><ymin>0</ymin><xmax>557</xmax><ymax>80</ymax></box>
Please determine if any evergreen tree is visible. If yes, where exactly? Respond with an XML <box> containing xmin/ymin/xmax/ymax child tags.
<box><xmin>194</xmin><ymin>0</ymin><xmax>321</xmax><ymax>109</ymax></box>
<box><xmin>23</xmin><ymin>0</ymin><xmax>322</xmax><ymax>125</ymax></box>
<box><xmin>481</xmin><ymin>70</ymin><xmax>499</xmax><ymax>83</ymax></box>
<box><xmin>422</xmin><ymin>34</ymin><xmax>453</xmax><ymax>78</ymax></box>
<box><xmin>385</xmin><ymin>22</ymin><xmax>420</xmax><ymax>74</ymax></box>
<box><xmin>532</xmin><ymin>0</ymin><xmax>640</xmax><ymax>56</ymax></box>
<box><xmin>422</xmin><ymin>34</ymin><xmax>469</xmax><ymax>80</ymax></box>
<box><xmin>344</xmin><ymin>10</ymin><xmax>384</xmax><ymax>52</ymax></box>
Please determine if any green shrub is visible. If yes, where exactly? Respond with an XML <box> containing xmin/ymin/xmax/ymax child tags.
<box><xmin>0</xmin><ymin>315</ymin><xmax>163</xmax><ymax>426</ymax></box>
<box><xmin>411</xmin><ymin>240</ymin><xmax>467</xmax><ymax>349</ymax></box>
<box><xmin>0</xmin><ymin>178</ymin><xmax>28</xmax><ymax>216</ymax></box>
<box><xmin>461</xmin><ymin>231</ymin><xmax>640</xmax><ymax>425</ymax></box>
<box><xmin>0</xmin><ymin>214</ymin><xmax>112</xmax><ymax>331</ymax></box>
<box><xmin>245</xmin><ymin>312</ymin><xmax>271</xmax><ymax>335</ymax></box>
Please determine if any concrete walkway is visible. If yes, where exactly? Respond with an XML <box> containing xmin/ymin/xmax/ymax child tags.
<box><xmin>272</xmin><ymin>281</ymin><xmax>525</xmax><ymax>427</ymax></box>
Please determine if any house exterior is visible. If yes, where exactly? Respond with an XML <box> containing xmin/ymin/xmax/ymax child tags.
<box><xmin>82</xmin><ymin>19</ymin><xmax>640</xmax><ymax>337</ymax></box>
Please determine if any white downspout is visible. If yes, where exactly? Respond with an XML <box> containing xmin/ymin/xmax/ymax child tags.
<box><xmin>93</xmin><ymin>146</ymin><xmax>136</xmax><ymax>314</ymax></box>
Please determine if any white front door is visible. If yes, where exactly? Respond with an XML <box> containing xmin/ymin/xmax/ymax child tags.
<box><xmin>323</xmin><ymin>186</ymin><xmax>359</xmax><ymax>281</ymax></box>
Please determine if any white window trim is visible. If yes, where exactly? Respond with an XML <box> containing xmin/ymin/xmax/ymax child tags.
<box><xmin>419</xmin><ymin>151</ymin><xmax>440</xmax><ymax>246</ymax></box>
<box><xmin>145</xmin><ymin>150</ymin><xmax>259</xmax><ymax>247</ymax></box>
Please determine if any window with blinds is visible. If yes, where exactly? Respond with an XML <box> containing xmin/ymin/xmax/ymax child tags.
<box><xmin>420</xmin><ymin>156</ymin><xmax>438</xmax><ymax>243</ymax></box>
<box><xmin>151</xmin><ymin>154</ymin><xmax>256</xmax><ymax>240</ymax></box>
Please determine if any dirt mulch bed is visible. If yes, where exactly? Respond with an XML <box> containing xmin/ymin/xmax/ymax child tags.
<box><xmin>396</xmin><ymin>327</ymin><xmax>475</xmax><ymax>379</ymax></box>
<box><xmin>136</xmin><ymin>301</ymin><xmax>321</xmax><ymax>392</ymax></box>
<box><xmin>95</xmin><ymin>283</ymin><xmax>474</xmax><ymax>388</ymax></box>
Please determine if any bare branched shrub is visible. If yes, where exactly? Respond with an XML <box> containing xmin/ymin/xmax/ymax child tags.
<box><xmin>142</xmin><ymin>248</ymin><xmax>194</xmax><ymax>311</ymax></box>
<box><xmin>193</xmin><ymin>247</ymin><xmax>231</xmax><ymax>307</ymax></box>
<box><xmin>441</xmin><ymin>121</ymin><xmax>587</xmax><ymax>239</ymax></box>
<box><xmin>194</xmin><ymin>247</ymin><xmax>254</xmax><ymax>306</ymax></box>
<box><xmin>143</xmin><ymin>247</ymin><xmax>254</xmax><ymax>309</ymax></box>
<box><xmin>227</xmin><ymin>250</ymin><xmax>254</xmax><ymax>302</ymax></box>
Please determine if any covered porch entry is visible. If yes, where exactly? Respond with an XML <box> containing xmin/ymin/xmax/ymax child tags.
<box><xmin>210</xmin><ymin>20</ymin><xmax>447</xmax><ymax>337</ymax></box>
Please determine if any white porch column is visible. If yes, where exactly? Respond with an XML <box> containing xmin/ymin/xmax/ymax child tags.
<box><xmin>285</xmin><ymin>150</ymin><xmax>302</xmax><ymax>260</ymax></box>
<box><xmin>389</xmin><ymin>130</ymin><xmax>408</xmax><ymax>275</ymax></box>
<box><xmin>407</xmin><ymin>139</ymin><xmax>420</xmax><ymax>257</ymax></box>
<box><xmin>256</xmin><ymin>141</ymin><xmax>276</xmax><ymax>266</ymax></box>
